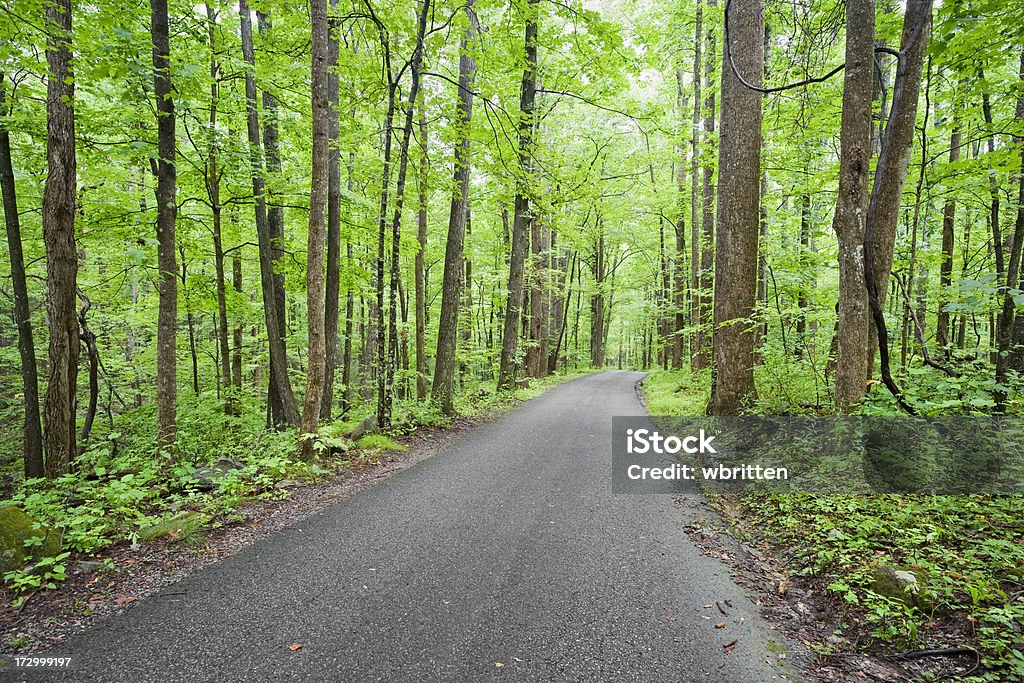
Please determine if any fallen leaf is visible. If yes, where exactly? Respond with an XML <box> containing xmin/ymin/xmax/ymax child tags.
<box><xmin>288</xmin><ymin>644</ymin><xmax>303</xmax><ymax>651</ymax></box>
<box><xmin>494</xmin><ymin>662</ymin><xmax>504</xmax><ymax>668</ymax></box>
<box><xmin>113</xmin><ymin>595</ymin><xmax>137</xmax><ymax>605</ymax></box>
<box><xmin>724</xmin><ymin>638</ymin><xmax>738</xmax><ymax>652</ymax></box>
<box><xmin>714</xmin><ymin>622</ymin><xmax>726</xmax><ymax>629</ymax></box>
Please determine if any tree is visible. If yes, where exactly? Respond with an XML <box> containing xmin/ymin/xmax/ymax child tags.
<box><xmin>239</xmin><ymin>0</ymin><xmax>299</xmax><ymax>427</ymax></box>
<box><xmin>0</xmin><ymin>74</ymin><xmax>43</xmax><ymax>477</ymax></box>
<box><xmin>300</xmin><ymin>0</ymin><xmax>330</xmax><ymax>459</ymax></box>
<box><xmin>321</xmin><ymin>0</ymin><xmax>342</xmax><ymax>419</ymax></box>
<box><xmin>866</xmin><ymin>0</ymin><xmax>933</xmax><ymax>380</ymax></box>
<box><xmin>498</xmin><ymin>0</ymin><xmax>540</xmax><ymax>390</ymax></box>
<box><xmin>42</xmin><ymin>0</ymin><xmax>79</xmax><ymax>477</ymax></box>
<box><xmin>709</xmin><ymin>0</ymin><xmax>763</xmax><ymax>415</ymax></box>
<box><xmin>432</xmin><ymin>0</ymin><xmax>480</xmax><ymax>414</ymax></box>
<box><xmin>151</xmin><ymin>0</ymin><xmax>178</xmax><ymax>453</ymax></box>
<box><xmin>831</xmin><ymin>0</ymin><xmax>875</xmax><ymax>412</ymax></box>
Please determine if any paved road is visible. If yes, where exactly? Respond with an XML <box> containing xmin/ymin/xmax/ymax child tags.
<box><xmin>16</xmin><ymin>371</ymin><xmax>797</xmax><ymax>682</ymax></box>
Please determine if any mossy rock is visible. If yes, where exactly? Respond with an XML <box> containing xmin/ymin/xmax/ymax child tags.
<box><xmin>137</xmin><ymin>511</ymin><xmax>209</xmax><ymax>544</ymax></box>
<box><xmin>871</xmin><ymin>565</ymin><xmax>932</xmax><ymax>610</ymax></box>
<box><xmin>0</xmin><ymin>506</ymin><xmax>62</xmax><ymax>573</ymax></box>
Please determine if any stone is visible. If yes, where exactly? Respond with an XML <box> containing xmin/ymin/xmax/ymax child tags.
<box><xmin>192</xmin><ymin>457</ymin><xmax>244</xmax><ymax>491</ymax></box>
<box><xmin>136</xmin><ymin>511</ymin><xmax>209</xmax><ymax>543</ymax></box>
<box><xmin>348</xmin><ymin>416</ymin><xmax>377</xmax><ymax>441</ymax></box>
<box><xmin>871</xmin><ymin>565</ymin><xmax>931</xmax><ymax>609</ymax></box>
<box><xmin>0</xmin><ymin>506</ymin><xmax>62</xmax><ymax>573</ymax></box>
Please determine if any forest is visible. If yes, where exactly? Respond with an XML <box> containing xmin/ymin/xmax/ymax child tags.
<box><xmin>1</xmin><ymin>0</ymin><xmax>1023</xmax><ymax>678</ymax></box>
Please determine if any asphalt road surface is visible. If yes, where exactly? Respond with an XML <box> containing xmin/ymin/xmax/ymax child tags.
<box><xmin>14</xmin><ymin>371</ymin><xmax>798</xmax><ymax>682</ymax></box>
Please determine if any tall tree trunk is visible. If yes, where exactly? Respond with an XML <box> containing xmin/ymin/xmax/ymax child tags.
<box><xmin>591</xmin><ymin>228</ymin><xmax>606</xmax><ymax>368</ymax></box>
<box><xmin>994</xmin><ymin>52</ymin><xmax>1024</xmax><ymax>411</ymax></box>
<box><xmin>709</xmin><ymin>0</ymin><xmax>763</xmax><ymax>415</ymax></box>
<box><xmin>232</xmin><ymin>247</ymin><xmax>243</xmax><ymax>391</ymax></box>
<box><xmin>674</xmin><ymin>69</ymin><xmax>688</xmax><ymax>370</ymax></box>
<box><xmin>498</xmin><ymin>0</ymin><xmax>539</xmax><ymax>390</ymax></box>
<box><xmin>415</xmin><ymin>103</ymin><xmax>429</xmax><ymax>401</ymax></box>
<box><xmin>936</xmin><ymin>121</ymin><xmax>961</xmax><ymax>351</ymax></box>
<box><xmin>321</xmin><ymin>0</ymin><xmax>342</xmax><ymax>420</ymax></box>
<box><xmin>379</xmin><ymin>0</ymin><xmax>432</xmax><ymax>427</ymax></box>
<box><xmin>300</xmin><ymin>0</ymin><xmax>329</xmax><ymax>459</ymax></box>
<box><xmin>690</xmin><ymin>1</ymin><xmax>703</xmax><ymax>370</ymax></box>
<box><xmin>43</xmin><ymin>0</ymin><xmax>79</xmax><ymax>477</ymax></box>
<box><xmin>151</xmin><ymin>0</ymin><xmax>177</xmax><ymax>453</ymax></box>
<box><xmin>831</xmin><ymin>0</ymin><xmax>875</xmax><ymax>412</ymax></box>
<box><xmin>179</xmin><ymin>250</ymin><xmax>199</xmax><ymax>394</ymax></box>
<box><xmin>205</xmin><ymin>6</ymin><xmax>232</xmax><ymax>415</ymax></box>
<box><xmin>527</xmin><ymin>219</ymin><xmax>550</xmax><ymax>378</ymax></box>
<box><xmin>239</xmin><ymin>0</ymin><xmax>298</xmax><ymax>426</ymax></box>
<box><xmin>695</xmin><ymin>0</ymin><xmax>717</xmax><ymax>372</ymax></box>
<box><xmin>0</xmin><ymin>74</ymin><xmax>44</xmax><ymax>477</ymax></box>
<box><xmin>257</xmin><ymin>11</ymin><xmax>291</xmax><ymax>428</ymax></box>
<box><xmin>341</xmin><ymin>153</ymin><xmax>356</xmax><ymax>414</ymax></box>
<box><xmin>866</xmin><ymin>0</ymin><xmax>933</xmax><ymax>378</ymax></box>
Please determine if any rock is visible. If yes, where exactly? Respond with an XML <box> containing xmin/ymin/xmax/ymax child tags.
<box><xmin>514</xmin><ymin>378</ymin><xmax>531</xmax><ymax>389</ymax></box>
<box><xmin>871</xmin><ymin>565</ymin><xmax>931</xmax><ymax>609</ymax></box>
<box><xmin>74</xmin><ymin>560</ymin><xmax>105</xmax><ymax>575</ymax></box>
<box><xmin>0</xmin><ymin>506</ymin><xmax>62</xmax><ymax>573</ymax></box>
<box><xmin>274</xmin><ymin>480</ymin><xmax>298</xmax><ymax>490</ymax></box>
<box><xmin>191</xmin><ymin>457</ymin><xmax>244</xmax><ymax>491</ymax></box>
<box><xmin>348</xmin><ymin>416</ymin><xmax>377</xmax><ymax>441</ymax></box>
<box><xmin>136</xmin><ymin>511</ymin><xmax>209</xmax><ymax>544</ymax></box>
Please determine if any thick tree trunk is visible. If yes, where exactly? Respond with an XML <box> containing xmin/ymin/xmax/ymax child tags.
<box><xmin>709</xmin><ymin>0</ymin><xmax>762</xmax><ymax>415</ymax></box>
<box><xmin>831</xmin><ymin>0</ymin><xmax>875</xmax><ymax>412</ymax></box>
<box><xmin>0</xmin><ymin>75</ymin><xmax>44</xmax><ymax>477</ymax></box>
<box><xmin>300</xmin><ymin>0</ymin><xmax>330</xmax><ymax>459</ymax></box>
<box><xmin>151</xmin><ymin>0</ymin><xmax>177</xmax><ymax>453</ymax></box>
<box><xmin>866</xmin><ymin>0</ymin><xmax>933</xmax><ymax>374</ymax></box>
<box><xmin>498</xmin><ymin>0</ymin><xmax>539</xmax><ymax>390</ymax></box>
<box><xmin>43</xmin><ymin>0</ymin><xmax>79</xmax><ymax>477</ymax></box>
<box><xmin>431</xmin><ymin>0</ymin><xmax>480</xmax><ymax>412</ymax></box>
<box><xmin>257</xmin><ymin>11</ymin><xmax>291</xmax><ymax>428</ymax></box>
<box><xmin>321</xmin><ymin>0</ymin><xmax>342</xmax><ymax>420</ymax></box>
<box><xmin>239</xmin><ymin>0</ymin><xmax>298</xmax><ymax>426</ymax></box>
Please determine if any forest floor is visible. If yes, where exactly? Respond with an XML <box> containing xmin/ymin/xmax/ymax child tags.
<box><xmin>640</xmin><ymin>370</ymin><xmax>1024</xmax><ymax>683</ymax></box>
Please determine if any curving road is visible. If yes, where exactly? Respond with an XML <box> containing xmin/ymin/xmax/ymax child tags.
<box><xmin>15</xmin><ymin>371</ymin><xmax>798</xmax><ymax>682</ymax></box>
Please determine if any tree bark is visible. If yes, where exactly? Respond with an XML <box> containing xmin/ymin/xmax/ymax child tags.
<box><xmin>151</xmin><ymin>0</ymin><xmax>178</xmax><ymax>453</ymax></box>
<box><xmin>690</xmin><ymin>1</ymin><xmax>703</xmax><ymax>371</ymax></box>
<box><xmin>709</xmin><ymin>0</ymin><xmax>762</xmax><ymax>415</ymax></box>
<box><xmin>498</xmin><ymin>0</ymin><xmax>539</xmax><ymax>390</ymax></box>
<box><xmin>694</xmin><ymin>2</ymin><xmax>717</xmax><ymax>372</ymax></box>
<box><xmin>239</xmin><ymin>0</ymin><xmax>298</xmax><ymax>426</ymax></box>
<box><xmin>936</xmin><ymin>121</ymin><xmax>961</xmax><ymax>351</ymax></box>
<box><xmin>43</xmin><ymin>0</ymin><xmax>79</xmax><ymax>477</ymax></box>
<box><xmin>300</xmin><ymin>0</ymin><xmax>330</xmax><ymax>459</ymax></box>
<box><xmin>415</xmin><ymin>102</ymin><xmax>429</xmax><ymax>401</ymax></box>
<box><xmin>321</xmin><ymin>0</ymin><xmax>342</xmax><ymax>420</ymax></box>
<box><xmin>866</xmin><ymin>0</ymin><xmax>933</xmax><ymax>373</ymax></box>
<box><xmin>257</xmin><ymin>11</ymin><xmax>291</xmax><ymax>428</ymax></box>
<box><xmin>994</xmin><ymin>51</ymin><xmax>1024</xmax><ymax>411</ymax></box>
<box><xmin>831</xmin><ymin>0</ymin><xmax>875</xmax><ymax>412</ymax></box>
<box><xmin>0</xmin><ymin>74</ymin><xmax>44</xmax><ymax>477</ymax></box>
